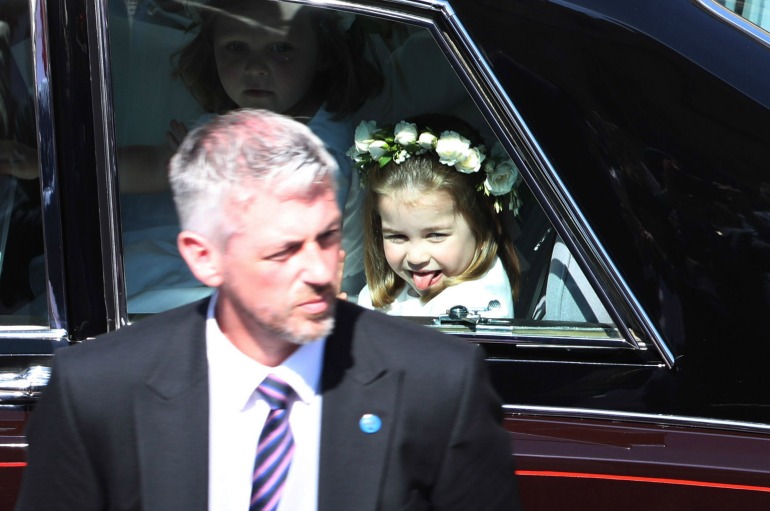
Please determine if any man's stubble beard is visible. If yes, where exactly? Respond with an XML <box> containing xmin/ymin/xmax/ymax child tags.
<box><xmin>242</xmin><ymin>299</ymin><xmax>337</xmax><ymax>346</ymax></box>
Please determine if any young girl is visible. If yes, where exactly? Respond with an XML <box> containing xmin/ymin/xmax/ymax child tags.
<box><xmin>349</xmin><ymin>115</ymin><xmax>522</xmax><ymax>317</ymax></box>
<box><xmin>168</xmin><ymin>0</ymin><xmax>383</xmax><ymax>296</ymax></box>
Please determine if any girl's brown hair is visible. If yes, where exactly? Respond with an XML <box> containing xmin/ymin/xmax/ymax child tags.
<box><xmin>362</xmin><ymin>115</ymin><xmax>520</xmax><ymax>309</ymax></box>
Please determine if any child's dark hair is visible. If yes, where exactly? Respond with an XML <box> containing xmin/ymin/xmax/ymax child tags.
<box><xmin>362</xmin><ymin>114</ymin><xmax>520</xmax><ymax>308</ymax></box>
<box><xmin>172</xmin><ymin>0</ymin><xmax>383</xmax><ymax>118</ymax></box>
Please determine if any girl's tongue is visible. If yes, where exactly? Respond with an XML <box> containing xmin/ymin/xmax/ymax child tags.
<box><xmin>411</xmin><ymin>270</ymin><xmax>443</xmax><ymax>292</ymax></box>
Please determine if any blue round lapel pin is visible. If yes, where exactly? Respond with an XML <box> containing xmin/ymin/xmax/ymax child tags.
<box><xmin>359</xmin><ymin>414</ymin><xmax>382</xmax><ymax>434</ymax></box>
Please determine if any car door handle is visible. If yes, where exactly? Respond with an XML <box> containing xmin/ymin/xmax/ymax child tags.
<box><xmin>0</xmin><ymin>365</ymin><xmax>51</xmax><ymax>402</ymax></box>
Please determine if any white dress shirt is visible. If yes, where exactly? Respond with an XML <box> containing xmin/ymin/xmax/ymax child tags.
<box><xmin>206</xmin><ymin>295</ymin><xmax>325</xmax><ymax>511</ymax></box>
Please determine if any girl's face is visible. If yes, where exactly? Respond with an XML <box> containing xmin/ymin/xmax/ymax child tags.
<box><xmin>212</xmin><ymin>2</ymin><xmax>322</xmax><ymax>116</ymax></box>
<box><xmin>379</xmin><ymin>189</ymin><xmax>477</xmax><ymax>296</ymax></box>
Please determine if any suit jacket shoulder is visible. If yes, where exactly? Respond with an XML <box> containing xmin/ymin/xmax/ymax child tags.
<box><xmin>327</xmin><ymin>299</ymin><xmax>479</xmax><ymax>372</ymax></box>
<box><xmin>319</xmin><ymin>300</ymin><xmax>520</xmax><ymax>511</ymax></box>
<box><xmin>17</xmin><ymin>298</ymin><xmax>211</xmax><ymax>511</ymax></box>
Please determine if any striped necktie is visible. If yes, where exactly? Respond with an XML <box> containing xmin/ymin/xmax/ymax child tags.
<box><xmin>250</xmin><ymin>375</ymin><xmax>295</xmax><ymax>511</ymax></box>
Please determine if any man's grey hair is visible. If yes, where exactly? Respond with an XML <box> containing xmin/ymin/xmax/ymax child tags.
<box><xmin>169</xmin><ymin>108</ymin><xmax>339</xmax><ymax>243</ymax></box>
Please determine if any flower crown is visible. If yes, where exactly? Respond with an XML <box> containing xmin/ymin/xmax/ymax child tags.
<box><xmin>347</xmin><ymin>120</ymin><xmax>523</xmax><ymax>215</ymax></box>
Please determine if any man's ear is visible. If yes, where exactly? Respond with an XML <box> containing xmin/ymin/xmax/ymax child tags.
<box><xmin>178</xmin><ymin>230</ymin><xmax>224</xmax><ymax>288</ymax></box>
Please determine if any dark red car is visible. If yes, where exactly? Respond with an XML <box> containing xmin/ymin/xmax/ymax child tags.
<box><xmin>1</xmin><ymin>0</ymin><xmax>769</xmax><ymax>509</ymax></box>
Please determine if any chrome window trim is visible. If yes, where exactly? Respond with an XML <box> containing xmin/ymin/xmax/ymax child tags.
<box><xmin>303</xmin><ymin>0</ymin><xmax>674</xmax><ymax>365</ymax></box>
<box><xmin>476</xmin><ymin>335</ymin><xmax>634</xmax><ymax>350</ymax></box>
<box><xmin>505</xmin><ymin>404</ymin><xmax>770</xmax><ymax>435</ymax></box>
<box><xmin>697</xmin><ymin>0</ymin><xmax>770</xmax><ymax>49</ymax></box>
<box><xmin>433</xmin><ymin>2</ymin><xmax>673</xmax><ymax>366</ymax></box>
<box><xmin>0</xmin><ymin>328</ymin><xmax>67</xmax><ymax>341</ymax></box>
<box><xmin>29</xmin><ymin>0</ymin><xmax>67</xmax><ymax>331</ymax></box>
<box><xmin>432</xmin><ymin>320</ymin><xmax>633</xmax><ymax>349</ymax></box>
<box><xmin>86</xmin><ymin>0</ymin><xmax>127</xmax><ymax>330</ymax></box>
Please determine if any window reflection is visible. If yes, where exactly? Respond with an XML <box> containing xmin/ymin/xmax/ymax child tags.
<box><xmin>716</xmin><ymin>0</ymin><xmax>770</xmax><ymax>31</ymax></box>
<box><xmin>111</xmin><ymin>0</ymin><xmax>615</xmax><ymax>337</ymax></box>
<box><xmin>110</xmin><ymin>0</ymin><xmax>210</xmax><ymax>316</ymax></box>
<box><xmin>0</xmin><ymin>0</ymin><xmax>44</xmax><ymax>325</ymax></box>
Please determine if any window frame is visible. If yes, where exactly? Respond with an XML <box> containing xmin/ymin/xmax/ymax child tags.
<box><xmin>699</xmin><ymin>0</ymin><xmax>770</xmax><ymax>46</ymax></box>
<box><xmin>308</xmin><ymin>0</ymin><xmax>672</xmax><ymax>362</ymax></box>
<box><xmin>0</xmin><ymin>0</ymin><xmax>67</xmax><ymax>342</ymax></box>
<box><xmin>79</xmin><ymin>0</ymin><xmax>673</xmax><ymax>365</ymax></box>
<box><xmin>86</xmin><ymin>0</ymin><xmax>128</xmax><ymax>330</ymax></box>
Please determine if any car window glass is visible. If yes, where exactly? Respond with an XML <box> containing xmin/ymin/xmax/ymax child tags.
<box><xmin>109</xmin><ymin>0</ymin><xmax>211</xmax><ymax>317</ymax></box>
<box><xmin>109</xmin><ymin>0</ymin><xmax>615</xmax><ymax>341</ymax></box>
<box><xmin>714</xmin><ymin>0</ymin><xmax>770</xmax><ymax>31</ymax></box>
<box><xmin>0</xmin><ymin>1</ymin><xmax>45</xmax><ymax>326</ymax></box>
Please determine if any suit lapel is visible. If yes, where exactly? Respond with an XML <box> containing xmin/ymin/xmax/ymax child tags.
<box><xmin>318</xmin><ymin>302</ymin><xmax>401</xmax><ymax>511</ymax></box>
<box><xmin>135</xmin><ymin>300</ymin><xmax>210</xmax><ymax>511</ymax></box>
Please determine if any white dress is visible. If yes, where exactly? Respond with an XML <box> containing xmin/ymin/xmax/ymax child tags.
<box><xmin>357</xmin><ymin>257</ymin><xmax>514</xmax><ymax>318</ymax></box>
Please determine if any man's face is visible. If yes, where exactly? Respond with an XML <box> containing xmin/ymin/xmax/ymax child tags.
<box><xmin>216</xmin><ymin>182</ymin><xmax>342</xmax><ymax>347</ymax></box>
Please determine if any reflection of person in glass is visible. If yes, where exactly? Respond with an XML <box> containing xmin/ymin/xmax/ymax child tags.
<box><xmin>352</xmin><ymin>115</ymin><xmax>521</xmax><ymax>318</ymax></box>
<box><xmin>164</xmin><ymin>0</ymin><xmax>382</xmax><ymax>295</ymax></box>
<box><xmin>0</xmin><ymin>3</ymin><xmax>44</xmax><ymax>315</ymax></box>
<box><xmin>0</xmin><ymin>0</ymin><xmax>382</xmax><ymax>299</ymax></box>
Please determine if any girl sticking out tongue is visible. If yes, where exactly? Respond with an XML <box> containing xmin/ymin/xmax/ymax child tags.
<box><xmin>351</xmin><ymin>115</ymin><xmax>522</xmax><ymax>318</ymax></box>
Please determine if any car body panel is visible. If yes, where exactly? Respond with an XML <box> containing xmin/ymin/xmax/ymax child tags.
<box><xmin>505</xmin><ymin>413</ymin><xmax>770</xmax><ymax>509</ymax></box>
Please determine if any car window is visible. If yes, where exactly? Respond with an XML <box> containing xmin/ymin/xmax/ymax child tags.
<box><xmin>714</xmin><ymin>0</ymin><xmax>770</xmax><ymax>31</ymax></box>
<box><xmin>0</xmin><ymin>1</ymin><xmax>45</xmax><ymax>327</ymax></box>
<box><xmin>108</xmin><ymin>0</ymin><xmax>211</xmax><ymax>316</ymax></box>
<box><xmin>108</xmin><ymin>0</ymin><xmax>618</xmax><ymax>344</ymax></box>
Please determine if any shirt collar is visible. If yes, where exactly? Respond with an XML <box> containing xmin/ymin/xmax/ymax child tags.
<box><xmin>205</xmin><ymin>292</ymin><xmax>325</xmax><ymax>410</ymax></box>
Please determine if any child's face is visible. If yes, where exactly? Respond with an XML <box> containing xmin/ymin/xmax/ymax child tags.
<box><xmin>212</xmin><ymin>2</ymin><xmax>322</xmax><ymax>116</ymax></box>
<box><xmin>379</xmin><ymin>190</ymin><xmax>477</xmax><ymax>296</ymax></box>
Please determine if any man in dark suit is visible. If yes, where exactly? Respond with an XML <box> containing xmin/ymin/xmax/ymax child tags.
<box><xmin>16</xmin><ymin>109</ymin><xmax>520</xmax><ymax>511</ymax></box>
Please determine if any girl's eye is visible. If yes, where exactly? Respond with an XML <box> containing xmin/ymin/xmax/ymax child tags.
<box><xmin>223</xmin><ymin>41</ymin><xmax>248</xmax><ymax>53</ymax></box>
<box><xmin>268</xmin><ymin>42</ymin><xmax>293</xmax><ymax>53</ymax></box>
<box><xmin>427</xmin><ymin>233</ymin><xmax>449</xmax><ymax>241</ymax></box>
<box><xmin>383</xmin><ymin>234</ymin><xmax>407</xmax><ymax>243</ymax></box>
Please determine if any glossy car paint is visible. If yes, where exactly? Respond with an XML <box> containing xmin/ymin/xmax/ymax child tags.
<box><xmin>0</xmin><ymin>409</ymin><xmax>28</xmax><ymax>510</ymax></box>
<box><xmin>454</xmin><ymin>0</ymin><xmax>770</xmax><ymax>420</ymax></box>
<box><xmin>446</xmin><ymin>0</ymin><xmax>770</xmax><ymax>506</ymax></box>
<box><xmin>506</xmin><ymin>414</ymin><xmax>770</xmax><ymax>509</ymax></box>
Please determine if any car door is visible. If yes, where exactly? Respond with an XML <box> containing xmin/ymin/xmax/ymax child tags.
<box><xmin>441</xmin><ymin>0</ymin><xmax>770</xmax><ymax>507</ymax></box>
<box><xmin>0</xmin><ymin>0</ymin><xmax>120</xmax><ymax>507</ymax></box>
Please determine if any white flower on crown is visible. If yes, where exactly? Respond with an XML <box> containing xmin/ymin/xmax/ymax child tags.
<box><xmin>484</xmin><ymin>148</ymin><xmax>519</xmax><ymax>196</ymax></box>
<box><xmin>368</xmin><ymin>140</ymin><xmax>389</xmax><ymax>159</ymax></box>
<box><xmin>456</xmin><ymin>147</ymin><xmax>486</xmax><ymax>174</ymax></box>
<box><xmin>346</xmin><ymin>145</ymin><xmax>363</xmax><ymax>162</ymax></box>
<box><xmin>394</xmin><ymin>122</ymin><xmax>418</xmax><ymax>146</ymax></box>
<box><xmin>418</xmin><ymin>131</ymin><xmax>437</xmax><ymax>149</ymax></box>
<box><xmin>485</xmin><ymin>159</ymin><xmax>519</xmax><ymax>195</ymax></box>
<box><xmin>435</xmin><ymin>131</ymin><xmax>473</xmax><ymax>167</ymax></box>
<box><xmin>354</xmin><ymin>120</ymin><xmax>378</xmax><ymax>153</ymax></box>
<box><xmin>394</xmin><ymin>149</ymin><xmax>410</xmax><ymax>164</ymax></box>
<box><xmin>347</xmin><ymin>120</ymin><xmax>523</xmax><ymax>217</ymax></box>
<box><xmin>482</xmin><ymin>142</ymin><xmax>522</xmax><ymax>213</ymax></box>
